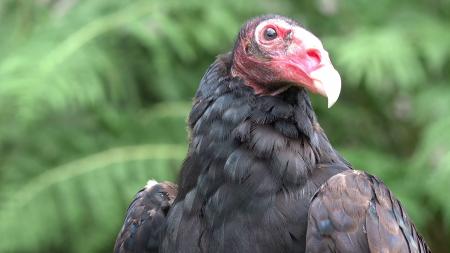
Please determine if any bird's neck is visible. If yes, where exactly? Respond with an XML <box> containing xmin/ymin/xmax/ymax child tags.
<box><xmin>176</xmin><ymin>83</ymin><xmax>344</xmax><ymax>201</ymax></box>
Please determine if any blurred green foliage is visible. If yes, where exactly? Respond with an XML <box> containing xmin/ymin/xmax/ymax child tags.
<box><xmin>0</xmin><ymin>0</ymin><xmax>449</xmax><ymax>252</ymax></box>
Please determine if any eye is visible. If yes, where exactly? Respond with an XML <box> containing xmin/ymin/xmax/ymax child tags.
<box><xmin>263</xmin><ymin>27</ymin><xmax>277</xmax><ymax>40</ymax></box>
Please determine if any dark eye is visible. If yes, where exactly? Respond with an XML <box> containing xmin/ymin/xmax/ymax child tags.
<box><xmin>264</xmin><ymin>27</ymin><xmax>277</xmax><ymax>40</ymax></box>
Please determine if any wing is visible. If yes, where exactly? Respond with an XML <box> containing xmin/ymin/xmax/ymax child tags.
<box><xmin>114</xmin><ymin>181</ymin><xmax>177</xmax><ymax>253</ymax></box>
<box><xmin>306</xmin><ymin>170</ymin><xmax>430</xmax><ymax>253</ymax></box>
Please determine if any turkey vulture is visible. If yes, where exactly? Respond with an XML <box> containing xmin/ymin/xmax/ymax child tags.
<box><xmin>114</xmin><ymin>15</ymin><xmax>430</xmax><ymax>253</ymax></box>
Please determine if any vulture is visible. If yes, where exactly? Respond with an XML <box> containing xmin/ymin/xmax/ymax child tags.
<box><xmin>114</xmin><ymin>15</ymin><xmax>430</xmax><ymax>253</ymax></box>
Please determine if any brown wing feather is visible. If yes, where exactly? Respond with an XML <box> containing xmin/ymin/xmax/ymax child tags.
<box><xmin>306</xmin><ymin>170</ymin><xmax>430</xmax><ymax>253</ymax></box>
<box><xmin>114</xmin><ymin>181</ymin><xmax>177</xmax><ymax>253</ymax></box>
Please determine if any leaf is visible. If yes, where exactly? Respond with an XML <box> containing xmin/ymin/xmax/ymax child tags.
<box><xmin>327</xmin><ymin>27</ymin><xmax>426</xmax><ymax>93</ymax></box>
<box><xmin>0</xmin><ymin>144</ymin><xmax>186</xmax><ymax>253</ymax></box>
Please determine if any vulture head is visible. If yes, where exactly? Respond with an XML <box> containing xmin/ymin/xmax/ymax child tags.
<box><xmin>231</xmin><ymin>15</ymin><xmax>341</xmax><ymax>107</ymax></box>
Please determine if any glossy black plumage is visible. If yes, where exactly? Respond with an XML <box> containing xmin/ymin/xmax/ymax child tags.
<box><xmin>114</xmin><ymin>15</ymin><xmax>430</xmax><ymax>253</ymax></box>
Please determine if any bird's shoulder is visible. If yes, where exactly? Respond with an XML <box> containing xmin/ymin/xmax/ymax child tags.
<box><xmin>114</xmin><ymin>181</ymin><xmax>177</xmax><ymax>253</ymax></box>
<box><xmin>306</xmin><ymin>170</ymin><xmax>430</xmax><ymax>253</ymax></box>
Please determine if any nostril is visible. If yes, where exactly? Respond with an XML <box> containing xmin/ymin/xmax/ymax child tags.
<box><xmin>285</xmin><ymin>30</ymin><xmax>292</xmax><ymax>40</ymax></box>
<box><xmin>306</xmin><ymin>49</ymin><xmax>321</xmax><ymax>64</ymax></box>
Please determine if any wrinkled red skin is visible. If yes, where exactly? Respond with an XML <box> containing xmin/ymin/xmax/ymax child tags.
<box><xmin>231</xmin><ymin>18</ymin><xmax>318</xmax><ymax>95</ymax></box>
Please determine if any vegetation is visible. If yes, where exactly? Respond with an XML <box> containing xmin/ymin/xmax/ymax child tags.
<box><xmin>0</xmin><ymin>0</ymin><xmax>449</xmax><ymax>252</ymax></box>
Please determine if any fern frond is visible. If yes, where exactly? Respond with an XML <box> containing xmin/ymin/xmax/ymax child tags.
<box><xmin>0</xmin><ymin>144</ymin><xmax>186</xmax><ymax>253</ymax></box>
<box><xmin>326</xmin><ymin>27</ymin><xmax>425</xmax><ymax>93</ymax></box>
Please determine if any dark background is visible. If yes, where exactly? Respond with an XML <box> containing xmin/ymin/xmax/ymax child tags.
<box><xmin>0</xmin><ymin>0</ymin><xmax>449</xmax><ymax>252</ymax></box>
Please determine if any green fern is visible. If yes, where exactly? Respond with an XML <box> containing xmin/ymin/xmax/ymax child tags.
<box><xmin>0</xmin><ymin>144</ymin><xmax>186</xmax><ymax>253</ymax></box>
<box><xmin>1</xmin><ymin>0</ymin><xmax>450</xmax><ymax>252</ymax></box>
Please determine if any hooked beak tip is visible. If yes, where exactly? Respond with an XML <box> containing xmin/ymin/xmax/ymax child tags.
<box><xmin>312</xmin><ymin>68</ymin><xmax>341</xmax><ymax>108</ymax></box>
